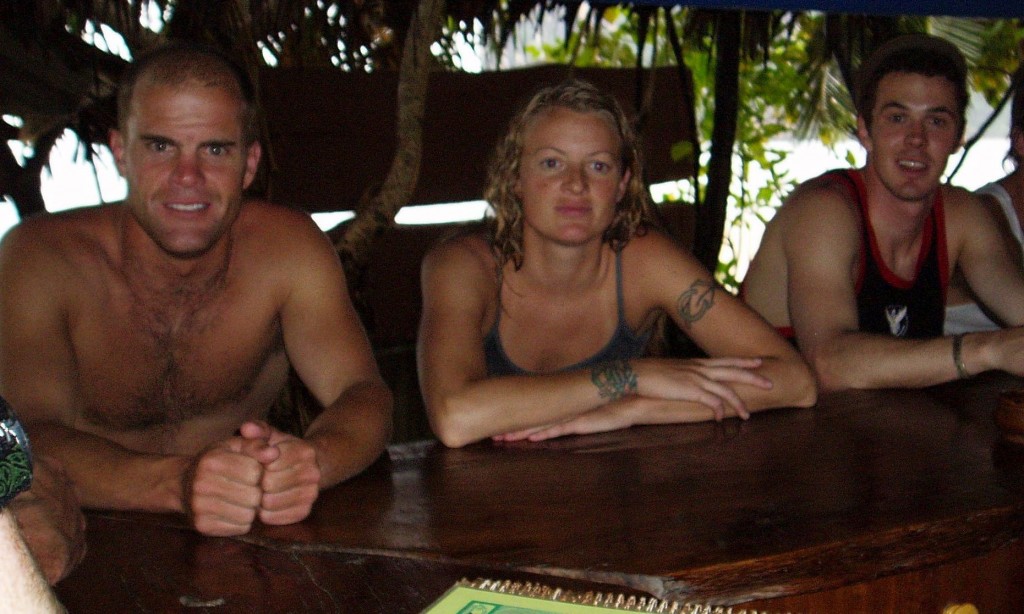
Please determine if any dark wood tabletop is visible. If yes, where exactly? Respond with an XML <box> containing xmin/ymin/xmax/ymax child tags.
<box><xmin>56</xmin><ymin>373</ymin><xmax>1024</xmax><ymax>613</ymax></box>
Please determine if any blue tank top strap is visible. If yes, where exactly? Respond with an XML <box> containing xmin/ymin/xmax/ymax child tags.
<box><xmin>614</xmin><ymin>247</ymin><xmax>626</xmax><ymax>319</ymax></box>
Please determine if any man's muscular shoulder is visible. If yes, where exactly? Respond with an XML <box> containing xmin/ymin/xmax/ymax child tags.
<box><xmin>783</xmin><ymin>173</ymin><xmax>858</xmax><ymax>217</ymax></box>
<box><xmin>940</xmin><ymin>183</ymin><xmax>988</xmax><ymax>220</ymax></box>
<box><xmin>0</xmin><ymin>205</ymin><xmax>117</xmax><ymax>293</ymax></box>
<box><xmin>941</xmin><ymin>183</ymin><xmax>1010</xmax><ymax>256</ymax></box>
<box><xmin>3</xmin><ymin>204</ymin><xmax>114</xmax><ymax>252</ymax></box>
<box><xmin>774</xmin><ymin>175</ymin><xmax>861</xmax><ymax>249</ymax></box>
<box><xmin>232</xmin><ymin>200</ymin><xmax>337</xmax><ymax>267</ymax></box>
<box><xmin>234</xmin><ymin>200</ymin><xmax>326</xmax><ymax>240</ymax></box>
<box><xmin>750</xmin><ymin>172</ymin><xmax>862</xmax><ymax>295</ymax></box>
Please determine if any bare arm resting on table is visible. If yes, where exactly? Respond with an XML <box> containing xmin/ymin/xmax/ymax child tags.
<box><xmin>254</xmin><ymin>216</ymin><xmax>392</xmax><ymax>526</ymax></box>
<box><xmin>181</xmin><ymin>216</ymin><xmax>392</xmax><ymax>531</ymax></box>
<box><xmin>946</xmin><ymin>188</ymin><xmax>1024</xmax><ymax>377</ymax></box>
<box><xmin>418</xmin><ymin>233</ymin><xmax>815</xmax><ymax>447</ymax></box>
<box><xmin>765</xmin><ymin>183</ymin><xmax>1024</xmax><ymax>391</ymax></box>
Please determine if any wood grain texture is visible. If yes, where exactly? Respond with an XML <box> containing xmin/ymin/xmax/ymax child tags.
<box><xmin>56</xmin><ymin>373</ymin><xmax>1024</xmax><ymax>611</ymax></box>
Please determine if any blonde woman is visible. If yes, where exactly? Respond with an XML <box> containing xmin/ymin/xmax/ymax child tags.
<box><xmin>418</xmin><ymin>80</ymin><xmax>815</xmax><ymax>448</ymax></box>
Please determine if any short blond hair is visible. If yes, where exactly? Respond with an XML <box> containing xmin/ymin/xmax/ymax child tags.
<box><xmin>117</xmin><ymin>42</ymin><xmax>259</xmax><ymax>147</ymax></box>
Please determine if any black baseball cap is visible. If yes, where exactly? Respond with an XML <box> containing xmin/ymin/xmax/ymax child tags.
<box><xmin>855</xmin><ymin>33</ymin><xmax>968</xmax><ymax>117</ymax></box>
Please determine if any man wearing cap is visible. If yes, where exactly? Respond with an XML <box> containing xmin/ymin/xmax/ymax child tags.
<box><xmin>742</xmin><ymin>33</ymin><xmax>1024</xmax><ymax>391</ymax></box>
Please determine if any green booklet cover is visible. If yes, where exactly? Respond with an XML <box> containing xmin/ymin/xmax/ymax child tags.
<box><xmin>421</xmin><ymin>579</ymin><xmax>767</xmax><ymax>614</ymax></box>
<box><xmin>424</xmin><ymin>584</ymin><xmax>634</xmax><ymax>613</ymax></box>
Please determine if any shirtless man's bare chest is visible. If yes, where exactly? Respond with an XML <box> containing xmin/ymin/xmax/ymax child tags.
<box><xmin>65</xmin><ymin>236</ymin><xmax>289</xmax><ymax>452</ymax></box>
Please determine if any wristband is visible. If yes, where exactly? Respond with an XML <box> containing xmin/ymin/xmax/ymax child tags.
<box><xmin>0</xmin><ymin>396</ymin><xmax>32</xmax><ymax>508</ymax></box>
<box><xmin>951</xmin><ymin>334</ymin><xmax>970</xmax><ymax>380</ymax></box>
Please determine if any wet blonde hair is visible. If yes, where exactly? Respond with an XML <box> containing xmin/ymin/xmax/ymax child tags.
<box><xmin>484</xmin><ymin>79</ymin><xmax>651</xmax><ymax>269</ymax></box>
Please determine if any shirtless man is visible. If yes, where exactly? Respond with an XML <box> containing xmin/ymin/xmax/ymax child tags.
<box><xmin>743</xmin><ymin>34</ymin><xmax>1024</xmax><ymax>391</ymax></box>
<box><xmin>0</xmin><ymin>43</ymin><xmax>393</xmax><ymax>577</ymax></box>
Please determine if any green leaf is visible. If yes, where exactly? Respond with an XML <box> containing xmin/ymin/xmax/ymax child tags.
<box><xmin>670</xmin><ymin>141</ymin><xmax>694</xmax><ymax>163</ymax></box>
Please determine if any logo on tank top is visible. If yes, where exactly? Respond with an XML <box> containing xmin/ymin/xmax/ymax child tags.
<box><xmin>885</xmin><ymin>304</ymin><xmax>909</xmax><ymax>337</ymax></box>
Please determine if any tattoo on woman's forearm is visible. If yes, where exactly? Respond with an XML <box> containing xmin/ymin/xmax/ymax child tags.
<box><xmin>675</xmin><ymin>279</ymin><xmax>715</xmax><ymax>327</ymax></box>
<box><xmin>591</xmin><ymin>360</ymin><xmax>638</xmax><ymax>401</ymax></box>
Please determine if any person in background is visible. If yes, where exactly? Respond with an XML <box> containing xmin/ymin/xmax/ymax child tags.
<box><xmin>418</xmin><ymin>80</ymin><xmax>816</xmax><ymax>448</ymax></box>
<box><xmin>0</xmin><ymin>42</ymin><xmax>393</xmax><ymax>576</ymax></box>
<box><xmin>1</xmin><ymin>398</ymin><xmax>66</xmax><ymax>611</ymax></box>
<box><xmin>742</xmin><ymin>34</ymin><xmax>1024</xmax><ymax>391</ymax></box>
<box><xmin>945</xmin><ymin>72</ymin><xmax>1024</xmax><ymax>333</ymax></box>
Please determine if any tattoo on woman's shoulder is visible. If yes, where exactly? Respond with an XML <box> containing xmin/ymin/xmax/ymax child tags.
<box><xmin>591</xmin><ymin>360</ymin><xmax>638</xmax><ymax>401</ymax></box>
<box><xmin>675</xmin><ymin>278</ymin><xmax>716</xmax><ymax>327</ymax></box>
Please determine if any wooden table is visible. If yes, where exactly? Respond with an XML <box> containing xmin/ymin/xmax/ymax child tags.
<box><xmin>56</xmin><ymin>373</ymin><xmax>1024</xmax><ymax>612</ymax></box>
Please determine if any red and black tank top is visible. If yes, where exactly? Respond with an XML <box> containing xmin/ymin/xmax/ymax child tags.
<box><xmin>835</xmin><ymin>169</ymin><xmax>949</xmax><ymax>338</ymax></box>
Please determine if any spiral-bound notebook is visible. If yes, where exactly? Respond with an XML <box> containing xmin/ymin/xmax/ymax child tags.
<box><xmin>422</xmin><ymin>578</ymin><xmax>780</xmax><ymax>614</ymax></box>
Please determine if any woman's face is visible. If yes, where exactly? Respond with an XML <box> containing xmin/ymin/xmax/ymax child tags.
<box><xmin>515</xmin><ymin>107</ymin><xmax>630</xmax><ymax>249</ymax></box>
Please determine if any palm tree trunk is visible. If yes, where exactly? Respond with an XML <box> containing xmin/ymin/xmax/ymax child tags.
<box><xmin>694</xmin><ymin>12</ymin><xmax>741</xmax><ymax>275</ymax></box>
<box><xmin>334</xmin><ymin>0</ymin><xmax>444</xmax><ymax>278</ymax></box>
